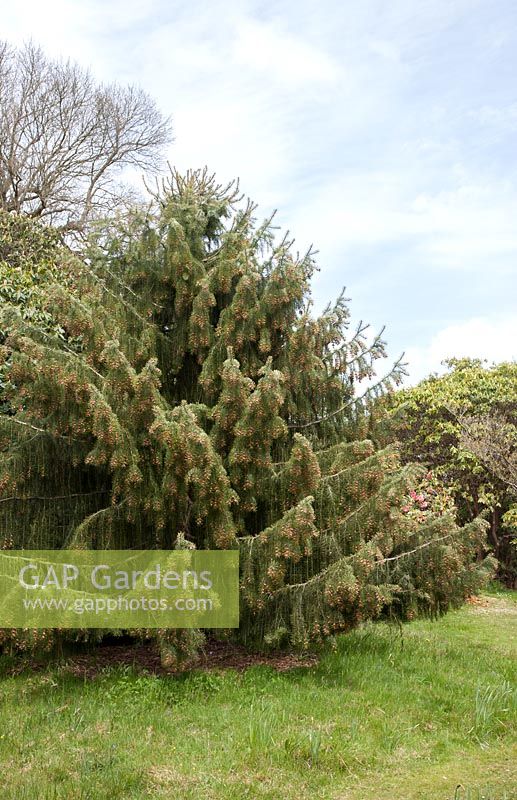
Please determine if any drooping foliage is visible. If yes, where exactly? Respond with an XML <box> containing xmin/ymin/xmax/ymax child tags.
<box><xmin>0</xmin><ymin>172</ymin><xmax>493</xmax><ymax>659</ymax></box>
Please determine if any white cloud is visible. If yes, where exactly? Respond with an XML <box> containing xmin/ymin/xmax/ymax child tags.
<box><xmin>287</xmin><ymin>172</ymin><xmax>517</xmax><ymax>276</ymax></box>
<box><xmin>2</xmin><ymin>0</ymin><xmax>517</xmax><ymax>367</ymax></box>
<box><xmin>412</xmin><ymin>184</ymin><xmax>517</xmax><ymax>268</ymax></box>
<box><xmin>367</xmin><ymin>40</ymin><xmax>401</xmax><ymax>63</ymax></box>
<box><xmin>404</xmin><ymin>316</ymin><xmax>517</xmax><ymax>384</ymax></box>
<box><xmin>0</xmin><ymin>0</ymin><xmax>158</xmax><ymax>78</ymax></box>
<box><xmin>232</xmin><ymin>19</ymin><xmax>339</xmax><ymax>86</ymax></box>
<box><xmin>467</xmin><ymin>103</ymin><xmax>517</xmax><ymax>126</ymax></box>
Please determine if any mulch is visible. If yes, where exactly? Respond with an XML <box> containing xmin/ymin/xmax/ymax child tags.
<box><xmin>466</xmin><ymin>594</ymin><xmax>491</xmax><ymax>606</ymax></box>
<box><xmin>4</xmin><ymin>638</ymin><xmax>320</xmax><ymax>679</ymax></box>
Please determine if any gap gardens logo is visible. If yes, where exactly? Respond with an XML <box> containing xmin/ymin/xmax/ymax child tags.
<box><xmin>0</xmin><ymin>550</ymin><xmax>239</xmax><ymax>628</ymax></box>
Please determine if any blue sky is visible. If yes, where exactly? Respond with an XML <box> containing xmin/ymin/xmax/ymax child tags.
<box><xmin>3</xmin><ymin>0</ymin><xmax>517</xmax><ymax>382</ymax></box>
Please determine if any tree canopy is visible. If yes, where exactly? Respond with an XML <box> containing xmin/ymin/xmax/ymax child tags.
<box><xmin>0</xmin><ymin>211</ymin><xmax>78</xmax><ymax>413</ymax></box>
<box><xmin>0</xmin><ymin>173</ymin><xmax>493</xmax><ymax>660</ymax></box>
<box><xmin>386</xmin><ymin>358</ymin><xmax>517</xmax><ymax>584</ymax></box>
<box><xmin>0</xmin><ymin>41</ymin><xmax>172</xmax><ymax>233</ymax></box>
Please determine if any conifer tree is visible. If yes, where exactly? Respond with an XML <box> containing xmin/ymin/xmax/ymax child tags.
<box><xmin>0</xmin><ymin>171</ymin><xmax>493</xmax><ymax>660</ymax></box>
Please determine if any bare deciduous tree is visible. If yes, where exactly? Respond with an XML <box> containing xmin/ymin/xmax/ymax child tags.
<box><xmin>0</xmin><ymin>40</ymin><xmax>172</xmax><ymax>232</ymax></box>
<box><xmin>459</xmin><ymin>411</ymin><xmax>517</xmax><ymax>494</ymax></box>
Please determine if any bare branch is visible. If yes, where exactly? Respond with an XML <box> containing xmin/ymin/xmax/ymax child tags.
<box><xmin>0</xmin><ymin>40</ymin><xmax>172</xmax><ymax>232</ymax></box>
<box><xmin>453</xmin><ymin>409</ymin><xmax>517</xmax><ymax>494</ymax></box>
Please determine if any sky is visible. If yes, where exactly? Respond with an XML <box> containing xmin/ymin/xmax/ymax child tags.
<box><xmin>2</xmin><ymin>0</ymin><xmax>517</xmax><ymax>383</ymax></box>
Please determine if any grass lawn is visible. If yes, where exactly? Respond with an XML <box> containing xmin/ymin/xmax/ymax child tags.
<box><xmin>0</xmin><ymin>586</ymin><xmax>515</xmax><ymax>800</ymax></box>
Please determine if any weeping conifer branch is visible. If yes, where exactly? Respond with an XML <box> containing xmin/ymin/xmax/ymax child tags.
<box><xmin>0</xmin><ymin>172</ymin><xmax>494</xmax><ymax>659</ymax></box>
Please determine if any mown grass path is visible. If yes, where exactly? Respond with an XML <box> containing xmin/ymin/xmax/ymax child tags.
<box><xmin>0</xmin><ymin>587</ymin><xmax>515</xmax><ymax>799</ymax></box>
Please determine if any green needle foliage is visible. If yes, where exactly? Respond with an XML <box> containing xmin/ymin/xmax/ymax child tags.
<box><xmin>0</xmin><ymin>171</ymin><xmax>494</xmax><ymax>661</ymax></box>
